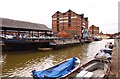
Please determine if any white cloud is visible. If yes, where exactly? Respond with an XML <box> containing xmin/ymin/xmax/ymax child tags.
<box><xmin>0</xmin><ymin>0</ymin><xmax>119</xmax><ymax>33</ymax></box>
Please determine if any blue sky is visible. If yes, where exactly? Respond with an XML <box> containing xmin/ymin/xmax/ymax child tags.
<box><xmin>0</xmin><ymin>0</ymin><xmax>119</xmax><ymax>34</ymax></box>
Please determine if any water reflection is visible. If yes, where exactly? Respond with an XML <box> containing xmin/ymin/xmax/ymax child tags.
<box><xmin>1</xmin><ymin>39</ymin><xmax>114</xmax><ymax>77</ymax></box>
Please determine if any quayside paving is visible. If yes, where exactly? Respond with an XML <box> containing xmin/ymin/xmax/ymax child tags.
<box><xmin>109</xmin><ymin>39</ymin><xmax>119</xmax><ymax>78</ymax></box>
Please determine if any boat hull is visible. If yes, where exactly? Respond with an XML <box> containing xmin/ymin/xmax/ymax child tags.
<box><xmin>68</xmin><ymin>59</ymin><xmax>110</xmax><ymax>79</ymax></box>
<box><xmin>3</xmin><ymin>39</ymin><xmax>50</xmax><ymax>51</ymax></box>
<box><xmin>32</xmin><ymin>57</ymin><xmax>80</xmax><ymax>79</ymax></box>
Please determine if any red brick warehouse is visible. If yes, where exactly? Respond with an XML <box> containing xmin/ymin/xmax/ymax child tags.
<box><xmin>89</xmin><ymin>25</ymin><xmax>99</xmax><ymax>36</ymax></box>
<box><xmin>52</xmin><ymin>9</ymin><xmax>89</xmax><ymax>37</ymax></box>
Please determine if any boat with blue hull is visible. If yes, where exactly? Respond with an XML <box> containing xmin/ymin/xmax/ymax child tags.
<box><xmin>32</xmin><ymin>57</ymin><xmax>80</xmax><ymax>79</ymax></box>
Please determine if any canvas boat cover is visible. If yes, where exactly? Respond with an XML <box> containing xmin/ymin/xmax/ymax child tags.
<box><xmin>100</xmin><ymin>48</ymin><xmax>112</xmax><ymax>51</ymax></box>
<box><xmin>100</xmin><ymin>48</ymin><xmax>112</xmax><ymax>55</ymax></box>
<box><xmin>32</xmin><ymin>57</ymin><xmax>77</xmax><ymax>79</ymax></box>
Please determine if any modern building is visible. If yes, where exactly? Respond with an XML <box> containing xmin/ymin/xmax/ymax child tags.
<box><xmin>52</xmin><ymin>9</ymin><xmax>88</xmax><ymax>37</ymax></box>
<box><xmin>89</xmin><ymin>25</ymin><xmax>99</xmax><ymax>36</ymax></box>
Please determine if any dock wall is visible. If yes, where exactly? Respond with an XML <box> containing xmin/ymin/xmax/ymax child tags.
<box><xmin>109</xmin><ymin>39</ymin><xmax>119</xmax><ymax>78</ymax></box>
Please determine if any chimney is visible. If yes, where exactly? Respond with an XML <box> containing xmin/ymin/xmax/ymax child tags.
<box><xmin>79</xmin><ymin>14</ymin><xmax>84</xmax><ymax>18</ymax></box>
<box><xmin>84</xmin><ymin>17</ymin><xmax>88</xmax><ymax>21</ymax></box>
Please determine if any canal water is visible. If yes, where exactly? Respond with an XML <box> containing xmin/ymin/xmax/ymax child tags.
<box><xmin>0</xmin><ymin>39</ymin><xmax>114</xmax><ymax>77</ymax></box>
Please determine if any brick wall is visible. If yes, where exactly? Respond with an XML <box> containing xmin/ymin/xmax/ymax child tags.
<box><xmin>89</xmin><ymin>25</ymin><xmax>99</xmax><ymax>36</ymax></box>
<box><xmin>52</xmin><ymin>10</ymin><xmax>88</xmax><ymax>37</ymax></box>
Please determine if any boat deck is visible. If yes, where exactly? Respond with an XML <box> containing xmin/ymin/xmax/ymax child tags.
<box><xmin>92</xmin><ymin>69</ymin><xmax>105</xmax><ymax>77</ymax></box>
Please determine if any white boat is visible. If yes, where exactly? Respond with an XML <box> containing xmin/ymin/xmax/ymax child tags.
<box><xmin>100</xmin><ymin>48</ymin><xmax>113</xmax><ymax>55</ymax></box>
<box><xmin>75</xmin><ymin>59</ymin><xmax>110</xmax><ymax>79</ymax></box>
<box><xmin>105</xmin><ymin>42</ymin><xmax>114</xmax><ymax>49</ymax></box>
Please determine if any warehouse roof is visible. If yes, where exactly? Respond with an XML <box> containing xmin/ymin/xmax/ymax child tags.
<box><xmin>0</xmin><ymin>18</ymin><xmax>51</xmax><ymax>31</ymax></box>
